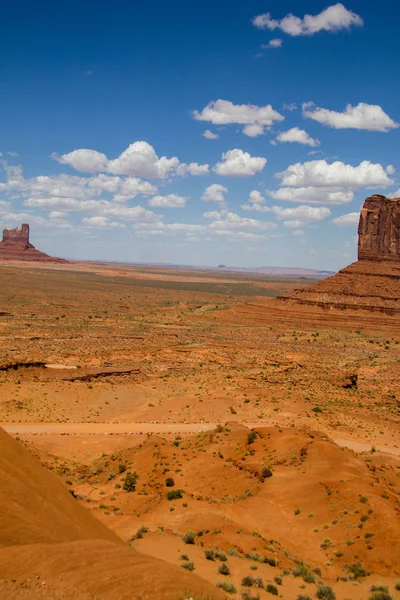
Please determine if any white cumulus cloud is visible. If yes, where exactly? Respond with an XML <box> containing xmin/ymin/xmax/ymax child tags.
<box><xmin>276</xmin><ymin>160</ymin><xmax>393</xmax><ymax>189</ymax></box>
<box><xmin>302</xmin><ymin>102</ymin><xmax>399</xmax><ymax>132</ymax></box>
<box><xmin>253</xmin><ymin>3</ymin><xmax>363</xmax><ymax>36</ymax></box>
<box><xmin>272</xmin><ymin>205</ymin><xmax>331</xmax><ymax>223</ymax></box>
<box><xmin>53</xmin><ymin>149</ymin><xmax>108</xmax><ymax>173</ymax></box>
<box><xmin>241</xmin><ymin>190</ymin><xmax>271</xmax><ymax>212</ymax></box>
<box><xmin>201</xmin><ymin>184</ymin><xmax>228</xmax><ymax>205</ymax></box>
<box><xmin>267</xmin><ymin>187</ymin><xmax>354</xmax><ymax>205</ymax></box>
<box><xmin>276</xmin><ymin>127</ymin><xmax>320</xmax><ymax>147</ymax></box>
<box><xmin>82</xmin><ymin>216</ymin><xmax>125</xmax><ymax>229</ymax></box>
<box><xmin>203</xmin><ymin>129</ymin><xmax>219</xmax><ymax>139</ymax></box>
<box><xmin>148</xmin><ymin>194</ymin><xmax>187</xmax><ymax>208</ymax></box>
<box><xmin>214</xmin><ymin>149</ymin><xmax>267</xmax><ymax>177</ymax></box>
<box><xmin>261</xmin><ymin>39</ymin><xmax>283</xmax><ymax>49</ymax></box>
<box><xmin>332</xmin><ymin>212</ymin><xmax>360</xmax><ymax>226</ymax></box>
<box><xmin>53</xmin><ymin>141</ymin><xmax>208</xmax><ymax>180</ymax></box>
<box><xmin>193</xmin><ymin>99</ymin><xmax>284</xmax><ymax>136</ymax></box>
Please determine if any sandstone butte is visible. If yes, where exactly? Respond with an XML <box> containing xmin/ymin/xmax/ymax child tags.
<box><xmin>0</xmin><ymin>223</ymin><xmax>67</xmax><ymax>262</ymax></box>
<box><xmin>281</xmin><ymin>194</ymin><xmax>400</xmax><ymax>314</ymax></box>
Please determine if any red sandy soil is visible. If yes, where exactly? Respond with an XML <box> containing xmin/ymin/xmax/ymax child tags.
<box><xmin>0</xmin><ymin>262</ymin><xmax>399</xmax><ymax>600</ymax></box>
<box><xmin>0</xmin><ymin>426</ymin><xmax>224</xmax><ymax>599</ymax></box>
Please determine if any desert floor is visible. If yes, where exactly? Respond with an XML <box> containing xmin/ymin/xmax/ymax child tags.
<box><xmin>0</xmin><ymin>261</ymin><xmax>399</xmax><ymax>600</ymax></box>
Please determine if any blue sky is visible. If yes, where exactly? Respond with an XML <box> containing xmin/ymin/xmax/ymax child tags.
<box><xmin>1</xmin><ymin>0</ymin><xmax>399</xmax><ymax>270</ymax></box>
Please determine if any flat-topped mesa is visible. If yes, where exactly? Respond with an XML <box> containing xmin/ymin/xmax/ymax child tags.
<box><xmin>1</xmin><ymin>223</ymin><xmax>34</xmax><ymax>249</ymax></box>
<box><xmin>358</xmin><ymin>195</ymin><xmax>400</xmax><ymax>262</ymax></box>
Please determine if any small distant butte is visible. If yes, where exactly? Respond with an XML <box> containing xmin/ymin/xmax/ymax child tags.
<box><xmin>0</xmin><ymin>223</ymin><xmax>67</xmax><ymax>262</ymax></box>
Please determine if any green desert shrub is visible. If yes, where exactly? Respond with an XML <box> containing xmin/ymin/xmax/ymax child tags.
<box><xmin>316</xmin><ymin>585</ymin><xmax>336</xmax><ymax>600</ymax></box>
<box><xmin>166</xmin><ymin>489</ymin><xmax>182</xmax><ymax>500</ymax></box>
<box><xmin>181</xmin><ymin>561</ymin><xmax>195</xmax><ymax>571</ymax></box>
<box><xmin>216</xmin><ymin>581</ymin><xmax>236</xmax><ymax>594</ymax></box>
<box><xmin>122</xmin><ymin>471</ymin><xmax>138</xmax><ymax>492</ymax></box>
<box><xmin>369</xmin><ymin>593</ymin><xmax>392</xmax><ymax>600</ymax></box>
<box><xmin>182</xmin><ymin>530</ymin><xmax>196</xmax><ymax>544</ymax></box>
<box><xmin>218</xmin><ymin>563</ymin><xmax>230</xmax><ymax>576</ymax></box>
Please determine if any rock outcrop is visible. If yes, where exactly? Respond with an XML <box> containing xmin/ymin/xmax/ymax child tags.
<box><xmin>0</xmin><ymin>223</ymin><xmax>67</xmax><ymax>262</ymax></box>
<box><xmin>358</xmin><ymin>195</ymin><xmax>400</xmax><ymax>261</ymax></box>
<box><xmin>280</xmin><ymin>195</ymin><xmax>400</xmax><ymax>314</ymax></box>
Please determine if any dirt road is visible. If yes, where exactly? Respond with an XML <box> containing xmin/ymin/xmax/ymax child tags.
<box><xmin>2</xmin><ymin>421</ymin><xmax>399</xmax><ymax>456</ymax></box>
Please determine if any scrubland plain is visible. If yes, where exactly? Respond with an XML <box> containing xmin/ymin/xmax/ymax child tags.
<box><xmin>0</xmin><ymin>262</ymin><xmax>399</xmax><ymax>600</ymax></box>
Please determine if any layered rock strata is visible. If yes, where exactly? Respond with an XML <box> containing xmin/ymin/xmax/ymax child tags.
<box><xmin>280</xmin><ymin>195</ymin><xmax>400</xmax><ymax>314</ymax></box>
<box><xmin>0</xmin><ymin>223</ymin><xmax>67</xmax><ymax>262</ymax></box>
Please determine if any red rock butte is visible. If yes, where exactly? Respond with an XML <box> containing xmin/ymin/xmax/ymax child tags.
<box><xmin>280</xmin><ymin>194</ymin><xmax>400</xmax><ymax>314</ymax></box>
<box><xmin>0</xmin><ymin>223</ymin><xmax>67</xmax><ymax>262</ymax></box>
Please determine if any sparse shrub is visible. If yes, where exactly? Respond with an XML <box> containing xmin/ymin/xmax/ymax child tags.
<box><xmin>180</xmin><ymin>554</ymin><xmax>189</xmax><ymax>561</ymax></box>
<box><xmin>242</xmin><ymin>576</ymin><xmax>255</xmax><ymax>587</ymax></box>
<box><xmin>274</xmin><ymin>577</ymin><xmax>282</xmax><ymax>585</ymax></box>
<box><xmin>395</xmin><ymin>582</ymin><xmax>400</xmax><ymax>591</ymax></box>
<box><xmin>118</xmin><ymin>464</ymin><xmax>126</xmax><ymax>474</ymax></box>
<box><xmin>312</xmin><ymin>406</ymin><xmax>323</xmax><ymax>413</ymax></box>
<box><xmin>205</xmin><ymin>549</ymin><xmax>215</xmax><ymax>561</ymax></box>
<box><xmin>215</xmin><ymin>550</ymin><xmax>227</xmax><ymax>562</ymax></box>
<box><xmin>370</xmin><ymin>585</ymin><xmax>389</xmax><ymax>593</ymax></box>
<box><xmin>369</xmin><ymin>592</ymin><xmax>392</xmax><ymax>600</ymax></box>
<box><xmin>218</xmin><ymin>563</ymin><xmax>230</xmax><ymax>576</ymax></box>
<box><xmin>316</xmin><ymin>585</ymin><xmax>336</xmax><ymax>600</ymax></box>
<box><xmin>347</xmin><ymin>562</ymin><xmax>369</xmax><ymax>579</ymax></box>
<box><xmin>165</xmin><ymin>477</ymin><xmax>175</xmax><ymax>487</ymax></box>
<box><xmin>293</xmin><ymin>564</ymin><xmax>315</xmax><ymax>584</ymax></box>
<box><xmin>134</xmin><ymin>525</ymin><xmax>148</xmax><ymax>539</ymax></box>
<box><xmin>263</xmin><ymin>556</ymin><xmax>276</xmax><ymax>567</ymax></box>
<box><xmin>294</xmin><ymin>508</ymin><xmax>301</xmax><ymax>515</ymax></box>
<box><xmin>122</xmin><ymin>471</ymin><xmax>138</xmax><ymax>492</ymax></box>
<box><xmin>297</xmin><ymin>596</ymin><xmax>312</xmax><ymax>600</ymax></box>
<box><xmin>241</xmin><ymin>591</ymin><xmax>260</xmax><ymax>600</ymax></box>
<box><xmin>247</xmin><ymin>431</ymin><xmax>257</xmax><ymax>444</ymax></box>
<box><xmin>261</xmin><ymin>467</ymin><xmax>273</xmax><ymax>480</ymax></box>
<box><xmin>183</xmin><ymin>530</ymin><xmax>196</xmax><ymax>544</ymax></box>
<box><xmin>167</xmin><ymin>489</ymin><xmax>182</xmax><ymax>500</ymax></box>
<box><xmin>181</xmin><ymin>561</ymin><xmax>195</xmax><ymax>571</ymax></box>
<box><xmin>266</xmin><ymin>584</ymin><xmax>278</xmax><ymax>595</ymax></box>
<box><xmin>216</xmin><ymin>581</ymin><xmax>237</xmax><ymax>594</ymax></box>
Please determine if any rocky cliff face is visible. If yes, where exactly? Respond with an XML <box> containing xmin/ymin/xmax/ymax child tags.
<box><xmin>1</xmin><ymin>224</ymin><xmax>34</xmax><ymax>249</ymax></box>
<box><xmin>0</xmin><ymin>223</ymin><xmax>67</xmax><ymax>262</ymax></box>
<box><xmin>279</xmin><ymin>194</ymin><xmax>400</xmax><ymax>314</ymax></box>
<box><xmin>358</xmin><ymin>195</ymin><xmax>400</xmax><ymax>261</ymax></box>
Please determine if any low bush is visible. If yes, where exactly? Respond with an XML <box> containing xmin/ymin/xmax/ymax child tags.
<box><xmin>181</xmin><ymin>561</ymin><xmax>195</xmax><ymax>571</ymax></box>
<box><xmin>216</xmin><ymin>581</ymin><xmax>236</xmax><ymax>594</ymax></box>
<box><xmin>316</xmin><ymin>585</ymin><xmax>336</xmax><ymax>600</ymax></box>
<box><xmin>266</xmin><ymin>583</ymin><xmax>278</xmax><ymax>595</ymax></box>
<box><xmin>218</xmin><ymin>563</ymin><xmax>230</xmax><ymax>576</ymax></box>
<box><xmin>122</xmin><ymin>471</ymin><xmax>138</xmax><ymax>492</ymax></box>
<box><xmin>182</xmin><ymin>530</ymin><xmax>196</xmax><ymax>544</ymax></box>
<box><xmin>165</xmin><ymin>477</ymin><xmax>175</xmax><ymax>487</ymax></box>
<box><xmin>369</xmin><ymin>593</ymin><xmax>393</xmax><ymax>600</ymax></box>
<box><xmin>167</xmin><ymin>489</ymin><xmax>182</xmax><ymax>500</ymax></box>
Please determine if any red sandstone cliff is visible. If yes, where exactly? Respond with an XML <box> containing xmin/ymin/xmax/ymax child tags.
<box><xmin>0</xmin><ymin>223</ymin><xmax>67</xmax><ymax>262</ymax></box>
<box><xmin>280</xmin><ymin>195</ymin><xmax>400</xmax><ymax>314</ymax></box>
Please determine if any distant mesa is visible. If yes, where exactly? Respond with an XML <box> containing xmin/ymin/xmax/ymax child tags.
<box><xmin>280</xmin><ymin>195</ymin><xmax>400</xmax><ymax>314</ymax></box>
<box><xmin>0</xmin><ymin>223</ymin><xmax>67</xmax><ymax>262</ymax></box>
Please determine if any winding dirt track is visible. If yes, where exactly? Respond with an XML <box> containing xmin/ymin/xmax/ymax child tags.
<box><xmin>2</xmin><ymin>421</ymin><xmax>399</xmax><ymax>457</ymax></box>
